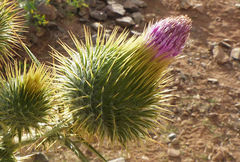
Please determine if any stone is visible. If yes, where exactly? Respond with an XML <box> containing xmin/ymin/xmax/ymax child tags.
<box><xmin>46</xmin><ymin>21</ymin><xmax>58</xmax><ymax>29</ymax></box>
<box><xmin>180</xmin><ymin>0</ymin><xmax>193</xmax><ymax>9</ymax></box>
<box><xmin>116</xmin><ymin>16</ymin><xmax>135</xmax><ymax>27</ymax></box>
<box><xmin>123</xmin><ymin>1</ymin><xmax>139</xmax><ymax>12</ymax></box>
<box><xmin>79</xmin><ymin>18</ymin><xmax>90</xmax><ymax>23</ymax></box>
<box><xmin>134</xmin><ymin>0</ymin><xmax>147</xmax><ymax>8</ymax></box>
<box><xmin>108</xmin><ymin>157</ymin><xmax>125</xmax><ymax>162</ymax></box>
<box><xmin>91</xmin><ymin>22</ymin><xmax>103</xmax><ymax>30</ymax></box>
<box><xmin>168</xmin><ymin>133</ymin><xmax>177</xmax><ymax>140</ymax></box>
<box><xmin>95</xmin><ymin>0</ymin><xmax>107</xmax><ymax>10</ymax></box>
<box><xmin>168</xmin><ymin>148</ymin><xmax>181</xmax><ymax>157</ymax></box>
<box><xmin>106</xmin><ymin>3</ymin><xmax>126</xmax><ymax>17</ymax></box>
<box><xmin>212</xmin><ymin>45</ymin><xmax>230</xmax><ymax>64</ymax></box>
<box><xmin>193</xmin><ymin>4</ymin><xmax>204</xmax><ymax>13</ymax></box>
<box><xmin>219</xmin><ymin>41</ymin><xmax>232</xmax><ymax>49</ymax></box>
<box><xmin>235</xmin><ymin>3</ymin><xmax>240</xmax><ymax>9</ymax></box>
<box><xmin>78</xmin><ymin>7</ymin><xmax>89</xmax><ymax>17</ymax></box>
<box><xmin>21</xmin><ymin>152</ymin><xmax>49</xmax><ymax>162</ymax></box>
<box><xmin>132</xmin><ymin>12</ymin><xmax>144</xmax><ymax>24</ymax></box>
<box><xmin>207</xmin><ymin>78</ymin><xmax>218</xmax><ymax>84</ymax></box>
<box><xmin>107</xmin><ymin>0</ymin><xmax>116</xmax><ymax>5</ymax></box>
<box><xmin>230</xmin><ymin>48</ymin><xmax>240</xmax><ymax>60</ymax></box>
<box><xmin>141</xmin><ymin>155</ymin><xmax>149</xmax><ymax>160</ymax></box>
<box><xmin>131</xmin><ymin>30</ymin><xmax>141</xmax><ymax>36</ymax></box>
<box><xmin>90</xmin><ymin>10</ymin><xmax>107</xmax><ymax>21</ymax></box>
<box><xmin>37</xmin><ymin>4</ymin><xmax>57</xmax><ymax>21</ymax></box>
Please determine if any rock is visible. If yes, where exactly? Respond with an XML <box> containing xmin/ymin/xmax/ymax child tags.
<box><xmin>116</xmin><ymin>16</ymin><xmax>135</xmax><ymax>27</ymax></box>
<box><xmin>180</xmin><ymin>0</ymin><xmax>193</xmax><ymax>9</ymax></box>
<box><xmin>106</xmin><ymin>0</ymin><xmax>116</xmax><ymax>5</ymax></box>
<box><xmin>21</xmin><ymin>152</ymin><xmax>49</xmax><ymax>162</ymax></box>
<box><xmin>168</xmin><ymin>148</ymin><xmax>181</xmax><ymax>158</ymax></box>
<box><xmin>108</xmin><ymin>157</ymin><xmax>125</xmax><ymax>162</ymax></box>
<box><xmin>235</xmin><ymin>3</ymin><xmax>240</xmax><ymax>9</ymax></box>
<box><xmin>145</xmin><ymin>13</ymin><xmax>156</xmax><ymax>19</ymax></box>
<box><xmin>131</xmin><ymin>12</ymin><xmax>144</xmax><ymax>24</ymax></box>
<box><xmin>106</xmin><ymin>3</ymin><xmax>126</xmax><ymax>17</ymax></box>
<box><xmin>95</xmin><ymin>0</ymin><xmax>107</xmax><ymax>10</ymax></box>
<box><xmin>208</xmin><ymin>42</ymin><xmax>217</xmax><ymax>52</ymax></box>
<box><xmin>219</xmin><ymin>41</ymin><xmax>232</xmax><ymax>49</ymax></box>
<box><xmin>134</xmin><ymin>0</ymin><xmax>147</xmax><ymax>8</ymax></box>
<box><xmin>46</xmin><ymin>21</ymin><xmax>58</xmax><ymax>29</ymax></box>
<box><xmin>90</xmin><ymin>10</ymin><xmax>107</xmax><ymax>21</ymax></box>
<box><xmin>230</xmin><ymin>48</ymin><xmax>240</xmax><ymax>60</ymax></box>
<box><xmin>168</xmin><ymin>133</ymin><xmax>177</xmax><ymax>140</ymax></box>
<box><xmin>131</xmin><ymin>30</ymin><xmax>141</xmax><ymax>36</ymax></box>
<box><xmin>212</xmin><ymin>45</ymin><xmax>230</xmax><ymax>64</ymax></box>
<box><xmin>37</xmin><ymin>4</ymin><xmax>57</xmax><ymax>21</ymax></box>
<box><xmin>79</xmin><ymin>18</ymin><xmax>90</xmax><ymax>23</ymax></box>
<box><xmin>141</xmin><ymin>155</ymin><xmax>149</xmax><ymax>160</ymax></box>
<box><xmin>193</xmin><ymin>4</ymin><xmax>204</xmax><ymax>13</ymax></box>
<box><xmin>78</xmin><ymin>7</ymin><xmax>89</xmax><ymax>18</ymax></box>
<box><xmin>171</xmin><ymin>138</ymin><xmax>180</xmax><ymax>145</ymax></box>
<box><xmin>91</xmin><ymin>22</ymin><xmax>103</xmax><ymax>30</ymax></box>
<box><xmin>123</xmin><ymin>1</ymin><xmax>139</xmax><ymax>12</ymax></box>
<box><xmin>207</xmin><ymin>78</ymin><xmax>218</xmax><ymax>84</ymax></box>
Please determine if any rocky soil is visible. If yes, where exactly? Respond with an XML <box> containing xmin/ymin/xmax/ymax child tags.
<box><xmin>20</xmin><ymin>0</ymin><xmax>240</xmax><ymax>161</ymax></box>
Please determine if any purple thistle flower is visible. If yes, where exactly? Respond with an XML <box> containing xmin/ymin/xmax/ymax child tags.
<box><xmin>146</xmin><ymin>15</ymin><xmax>192</xmax><ymax>59</ymax></box>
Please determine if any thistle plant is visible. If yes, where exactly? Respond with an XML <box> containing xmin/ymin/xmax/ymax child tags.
<box><xmin>53</xmin><ymin>16</ymin><xmax>192</xmax><ymax>146</ymax></box>
<box><xmin>0</xmin><ymin>0</ymin><xmax>25</xmax><ymax>62</ymax></box>
<box><xmin>0</xmin><ymin>61</ymin><xmax>55</xmax><ymax>161</ymax></box>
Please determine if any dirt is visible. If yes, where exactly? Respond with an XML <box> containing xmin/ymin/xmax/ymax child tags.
<box><xmin>21</xmin><ymin>0</ymin><xmax>240</xmax><ymax>161</ymax></box>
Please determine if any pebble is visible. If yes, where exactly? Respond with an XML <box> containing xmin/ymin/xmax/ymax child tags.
<box><xmin>130</xmin><ymin>30</ymin><xmax>141</xmax><ymax>36</ymax></box>
<box><xmin>235</xmin><ymin>3</ymin><xmax>240</xmax><ymax>9</ymax></box>
<box><xmin>207</xmin><ymin>78</ymin><xmax>218</xmax><ymax>84</ymax></box>
<box><xmin>133</xmin><ymin>0</ymin><xmax>147</xmax><ymax>8</ymax></box>
<box><xmin>108</xmin><ymin>157</ymin><xmax>125</xmax><ymax>162</ymax></box>
<box><xmin>91</xmin><ymin>22</ymin><xmax>103</xmax><ymax>30</ymax></box>
<box><xmin>141</xmin><ymin>155</ymin><xmax>149</xmax><ymax>160</ymax></box>
<box><xmin>21</xmin><ymin>152</ymin><xmax>49</xmax><ymax>162</ymax></box>
<box><xmin>230</xmin><ymin>48</ymin><xmax>240</xmax><ymax>60</ymax></box>
<box><xmin>219</xmin><ymin>41</ymin><xmax>232</xmax><ymax>49</ymax></box>
<box><xmin>90</xmin><ymin>10</ymin><xmax>107</xmax><ymax>21</ymax></box>
<box><xmin>106</xmin><ymin>3</ymin><xmax>126</xmax><ymax>18</ymax></box>
<box><xmin>180</xmin><ymin>0</ymin><xmax>193</xmax><ymax>9</ymax></box>
<box><xmin>132</xmin><ymin>12</ymin><xmax>144</xmax><ymax>24</ymax></box>
<box><xmin>116</xmin><ymin>16</ymin><xmax>135</xmax><ymax>27</ymax></box>
<box><xmin>212</xmin><ymin>45</ymin><xmax>229</xmax><ymax>64</ymax></box>
<box><xmin>168</xmin><ymin>133</ymin><xmax>177</xmax><ymax>140</ymax></box>
<box><xmin>193</xmin><ymin>4</ymin><xmax>204</xmax><ymax>13</ymax></box>
<box><xmin>168</xmin><ymin>148</ymin><xmax>181</xmax><ymax>157</ymax></box>
<box><xmin>124</xmin><ymin>0</ymin><xmax>139</xmax><ymax>12</ymax></box>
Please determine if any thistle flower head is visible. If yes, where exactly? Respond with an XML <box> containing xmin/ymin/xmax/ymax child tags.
<box><xmin>145</xmin><ymin>15</ymin><xmax>192</xmax><ymax>58</ymax></box>
<box><xmin>0</xmin><ymin>0</ymin><xmax>25</xmax><ymax>61</ymax></box>
<box><xmin>0</xmin><ymin>61</ymin><xmax>54</xmax><ymax>141</ymax></box>
<box><xmin>53</xmin><ymin>16</ymin><xmax>191</xmax><ymax>145</ymax></box>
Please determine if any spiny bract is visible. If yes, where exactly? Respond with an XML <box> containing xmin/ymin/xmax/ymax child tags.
<box><xmin>0</xmin><ymin>61</ymin><xmax>54</xmax><ymax>141</ymax></box>
<box><xmin>0</xmin><ymin>0</ymin><xmax>25</xmax><ymax>62</ymax></box>
<box><xmin>53</xmin><ymin>16</ymin><xmax>192</xmax><ymax>145</ymax></box>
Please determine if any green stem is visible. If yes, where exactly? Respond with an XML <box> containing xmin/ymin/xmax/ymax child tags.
<box><xmin>58</xmin><ymin>134</ymin><xmax>89</xmax><ymax>162</ymax></box>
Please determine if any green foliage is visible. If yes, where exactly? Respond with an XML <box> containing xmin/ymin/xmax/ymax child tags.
<box><xmin>0</xmin><ymin>61</ymin><xmax>55</xmax><ymax>142</ymax></box>
<box><xmin>0</xmin><ymin>0</ymin><xmax>25</xmax><ymax>62</ymax></box>
<box><xmin>17</xmin><ymin>0</ymin><xmax>49</xmax><ymax>26</ymax></box>
<box><xmin>53</xmin><ymin>28</ymin><xmax>172</xmax><ymax>145</ymax></box>
<box><xmin>66</xmin><ymin>0</ymin><xmax>88</xmax><ymax>8</ymax></box>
